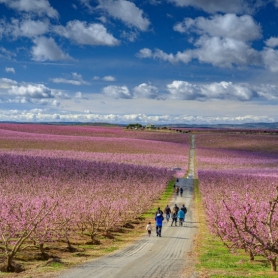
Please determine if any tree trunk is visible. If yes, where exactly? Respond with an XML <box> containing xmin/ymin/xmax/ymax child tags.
<box><xmin>249</xmin><ymin>251</ymin><xmax>254</xmax><ymax>261</ymax></box>
<box><xmin>5</xmin><ymin>255</ymin><xmax>13</xmax><ymax>272</ymax></box>
<box><xmin>269</xmin><ymin>258</ymin><xmax>277</xmax><ymax>272</ymax></box>
<box><xmin>39</xmin><ymin>243</ymin><xmax>44</xmax><ymax>254</ymax></box>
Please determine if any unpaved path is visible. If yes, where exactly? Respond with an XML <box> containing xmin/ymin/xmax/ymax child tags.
<box><xmin>58</xmin><ymin>136</ymin><xmax>197</xmax><ymax>278</ymax></box>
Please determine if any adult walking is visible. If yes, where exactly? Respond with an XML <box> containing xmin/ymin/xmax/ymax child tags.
<box><xmin>154</xmin><ymin>213</ymin><xmax>164</xmax><ymax>237</ymax></box>
<box><xmin>177</xmin><ymin>208</ymin><xmax>185</xmax><ymax>226</ymax></box>
<box><xmin>164</xmin><ymin>205</ymin><xmax>171</xmax><ymax>222</ymax></box>
<box><xmin>170</xmin><ymin>209</ymin><xmax>178</xmax><ymax>226</ymax></box>
<box><xmin>181</xmin><ymin>204</ymin><xmax>187</xmax><ymax>225</ymax></box>
<box><xmin>155</xmin><ymin>207</ymin><xmax>163</xmax><ymax>216</ymax></box>
<box><xmin>179</xmin><ymin>187</ymin><xmax>183</xmax><ymax>197</ymax></box>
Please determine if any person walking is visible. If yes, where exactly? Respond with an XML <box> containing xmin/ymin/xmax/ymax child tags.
<box><xmin>170</xmin><ymin>209</ymin><xmax>178</xmax><ymax>226</ymax></box>
<box><xmin>181</xmin><ymin>204</ymin><xmax>187</xmax><ymax>214</ymax></box>
<box><xmin>179</xmin><ymin>187</ymin><xmax>184</xmax><ymax>197</ymax></box>
<box><xmin>173</xmin><ymin>204</ymin><xmax>179</xmax><ymax>213</ymax></box>
<box><xmin>154</xmin><ymin>213</ymin><xmax>164</xmax><ymax>237</ymax></box>
<box><xmin>175</xmin><ymin>186</ymin><xmax>179</xmax><ymax>196</ymax></box>
<box><xmin>164</xmin><ymin>205</ymin><xmax>171</xmax><ymax>222</ymax></box>
<box><xmin>155</xmin><ymin>207</ymin><xmax>163</xmax><ymax>216</ymax></box>
<box><xmin>177</xmin><ymin>208</ymin><xmax>185</xmax><ymax>226</ymax></box>
<box><xmin>146</xmin><ymin>222</ymin><xmax>152</xmax><ymax>237</ymax></box>
<box><xmin>181</xmin><ymin>204</ymin><xmax>187</xmax><ymax>225</ymax></box>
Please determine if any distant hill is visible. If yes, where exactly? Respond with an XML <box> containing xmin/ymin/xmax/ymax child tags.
<box><xmin>165</xmin><ymin>122</ymin><xmax>278</xmax><ymax>130</ymax></box>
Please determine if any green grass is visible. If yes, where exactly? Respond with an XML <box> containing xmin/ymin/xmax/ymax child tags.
<box><xmin>104</xmin><ymin>246</ymin><xmax>118</xmax><ymax>253</ymax></box>
<box><xmin>142</xmin><ymin>178</ymin><xmax>175</xmax><ymax>219</ymax></box>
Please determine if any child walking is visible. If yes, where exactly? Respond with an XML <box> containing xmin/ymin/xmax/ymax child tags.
<box><xmin>146</xmin><ymin>222</ymin><xmax>152</xmax><ymax>237</ymax></box>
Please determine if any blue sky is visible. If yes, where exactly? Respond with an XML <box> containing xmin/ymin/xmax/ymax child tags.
<box><xmin>1</xmin><ymin>0</ymin><xmax>278</xmax><ymax>124</ymax></box>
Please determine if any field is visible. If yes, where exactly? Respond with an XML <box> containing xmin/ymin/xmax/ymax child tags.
<box><xmin>195</xmin><ymin>131</ymin><xmax>278</xmax><ymax>277</ymax></box>
<box><xmin>0</xmin><ymin>123</ymin><xmax>190</xmax><ymax>276</ymax></box>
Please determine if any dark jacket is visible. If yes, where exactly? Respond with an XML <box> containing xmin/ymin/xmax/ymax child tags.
<box><xmin>164</xmin><ymin>207</ymin><xmax>171</xmax><ymax>214</ymax></box>
<box><xmin>181</xmin><ymin>206</ymin><xmax>187</xmax><ymax>214</ymax></box>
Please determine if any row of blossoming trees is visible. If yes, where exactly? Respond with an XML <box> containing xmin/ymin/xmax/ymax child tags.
<box><xmin>0</xmin><ymin>153</ymin><xmax>173</xmax><ymax>272</ymax></box>
<box><xmin>0</xmin><ymin>124</ymin><xmax>191</xmax><ymax>272</ymax></box>
<box><xmin>196</xmin><ymin>133</ymin><xmax>278</xmax><ymax>272</ymax></box>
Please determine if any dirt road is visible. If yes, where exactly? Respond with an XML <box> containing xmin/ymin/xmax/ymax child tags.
<box><xmin>58</xmin><ymin>136</ymin><xmax>197</xmax><ymax>278</ymax></box>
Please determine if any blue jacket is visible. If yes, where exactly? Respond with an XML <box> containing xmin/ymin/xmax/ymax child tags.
<box><xmin>155</xmin><ymin>214</ymin><xmax>164</xmax><ymax>226</ymax></box>
<box><xmin>177</xmin><ymin>210</ymin><xmax>185</xmax><ymax>219</ymax></box>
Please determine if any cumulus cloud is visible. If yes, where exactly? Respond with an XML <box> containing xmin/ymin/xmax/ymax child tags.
<box><xmin>31</xmin><ymin>36</ymin><xmax>72</xmax><ymax>61</ymax></box>
<box><xmin>166</xmin><ymin>80</ymin><xmax>278</xmax><ymax>101</ymax></box>
<box><xmin>167</xmin><ymin>0</ymin><xmax>261</xmax><ymax>14</ymax></box>
<box><xmin>102</xmin><ymin>85</ymin><xmax>133</xmax><ymax>99</ymax></box>
<box><xmin>8</xmin><ymin>83</ymin><xmax>53</xmax><ymax>98</ymax></box>
<box><xmin>53</xmin><ymin>20</ymin><xmax>119</xmax><ymax>46</ymax></box>
<box><xmin>174</xmin><ymin>14</ymin><xmax>262</xmax><ymax>42</ymax></box>
<box><xmin>139</xmin><ymin>13</ymin><xmax>266</xmax><ymax>69</ymax></box>
<box><xmin>193</xmin><ymin>36</ymin><xmax>261</xmax><ymax>68</ymax></box>
<box><xmin>261</xmin><ymin>48</ymin><xmax>278</xmax><ymax>72</ymax></box>
<box><xmin>51</xmin><ymin>72</ymin><xmax>90</xmax><ymax>85</ymax></box>
<box><xmin>265</xmin><ymin>37</ymin><xmax>278</xmax><ymax>48</ymax></box>
<box><xmin>0</xmin><ymin>0</ymin><xmax>58</xmax><ymax>18</ymax></box>
<box><xmin>0</xmin><ymin>78</ymin><xmax>70</xmax><ymax>107</ymax></box>
<box><xmin>5</xmin><ymin>18</ymin><xmax>49</xmax><ymax>38</ymax></box>
<box><xmin>97</xmin><ymin>0</ymin><xmax>150</xmax><ymax>31</ymax></box>
<box><xmin>102</xmin><ymin>76</ymin><xmax>116</xmax><ymax>81</ymax></box>
<box><xmin>0</xmin><ymin>78</ymin><xmax>18</xmax><ymax>88</ymax></box>
<box><xmin>167</xmin><ymin>81</ymin><xmax>256</xmax><ymax>101</ymax></box>
<box><xmin>5</xmin><ymin>67</ymin><xmax>15</xmax><ymax>73</ymax></box>
<box><xmin>133</xmin><ymin>83</ymin><xmax>160</xmax><ymax>99</ymax></box>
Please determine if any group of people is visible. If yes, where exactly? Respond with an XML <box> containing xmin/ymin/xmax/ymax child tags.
<box><xmin>173</xmin><ymin>178</ymin><xmax>183</xmax><ymax>197</ymax></box>
<box><xmin>146</xmin><ymin>203</ymin><xmax>187</xmax><ymax>237</ymax></box>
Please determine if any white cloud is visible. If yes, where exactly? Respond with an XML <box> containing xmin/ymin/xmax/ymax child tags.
<box><xmin>97</xmin><ymin>0</ymin><xmax>150</xmax><ymax>31</ymax></box>
<box><xmin>136</xmin><ymin>48</ymin><xmax>153</xmax><ymax>58</ymax></box>
<box><xmin>265</xmin><ymin>37</ymin><xmax>278</xmax><ymax>48</ymax></box>
<box><xmin>254</xmin><ymin>84</ymin><xmax>278</xmax><ymax>100</ymax></box>
<box><xmin>53</xmin><ymin>20</ymin><xmax>120</xmax><ymax>46</ymax></box>
<box><xmin>0</xmin><ymin>78</ymin><xmax>18</xmax><ymax>88</ymax></box>
<box><xmin>102</xmin><ymin>85</ymin><xmax>133</xmax><ymax>99</ymax></box>
<box><xmin>133</xmin><ymin>83</ymin><xmax>160</xmax><ymax>99</ymax></box>
<box><xmin>0</xmin><ymin>0</ymin><xmax>58</xmax><ymax>18</ymax></box>
<box><xmin>75</xmin><ymin>92</ymin><xmax>84</xmax><ymax>98</ymax></box>
<box><xmin>261</xmin><ymin>48</ymin><xmax>278</xmax><ymax>72</ymax></box>
<box><xmin>52</xmin><ymin>72</ymin><xmax>90</xmax><ymax>85</ymax></box>
<box><xmin>103</xmin><ymin>76</ymin><xmax>116</xmax><ymax>81</ymax></box>
<box><xmin>6</xmin><ymin>18</ymin><xmax>49</xmax><ymax>38</ymax></box>
<box><xmin>31</xmin><ymin>36</ymin><xmax>72</xmax><ymax>61</ymax></box>
<box><xmin>166</xmin><ymin>80</ymin><xmax>278</xmax><ymax>101</ymax></box>
<box><xmin>0</xmin><ymin>109</ymin><xmax>275</xmax><ymax>124</ymax></box>
<box><xmin>167</xmin><ymin>0</ymin><xmax>261</xmax><ymax>14</ymax></box>
<box><xmin>9</xmin><ymin>83</ymin><xmax>53</xmax><ymax>98</ymax></box>
<box><xmin>174</xmin><ymin>14</ymin><xmax>262</xmax><ymax>42</ymax></box>
<box><xmin>93</xmin><ymin>76</ymin><xmax>100</xmax><ymax>80</ymax></box>
<box><xmin>5</xmin><ymin>67</ymin><xmax>15</xmax><ymax>73</ymax></box>
<box><xmin>139</xmin><ymin>13</ymin><xmax>264</xmax><ymax>69</ymax></box>
<box><xmin>0</xmin><ymin>79</ymin><xmax>71</xmax><ymax>106</ymax></box>
<box><xmin>193</xmin><ymin>36</ymin><xmax>261</xmax><ymax>68</ymax></box>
